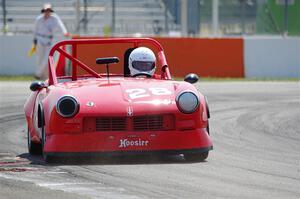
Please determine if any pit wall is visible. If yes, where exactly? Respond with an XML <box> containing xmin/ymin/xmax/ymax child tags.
<box><xmin>244</xmin><ymin>37</ymin><xmax>300</xmax><ymax>78</ymax></box>
<box><xmin>0</xmin><ymin>35</ymin><xmax>299</xmax><ymax>78</ymax></box>
<box><xmin>0</xmin><ymin>35</ymin><xmax>36</xmax><ymax>75</ymax></box>
<box><xmin>0</xmin><ymin>35</ymin><xmax>63</xmax><ymax>76</ymax></box>
<box><xmin>156</xmin><ymin>38</ymin><xmax>244</xmax><ymax>77</ymax></box>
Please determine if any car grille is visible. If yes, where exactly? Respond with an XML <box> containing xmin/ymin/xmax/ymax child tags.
<box><xmin>96</xmin><ymin>117</ymin><xmax>126</xmax><ymax>131</ymax></box>
<box><xmin>133</xmin><ymin>115</ymin><xmax>163</xmax><ymax>131</ymax></box>
<box><xmin>92</xmin><ymin>114</ymin><xmax>174</xmax><ymax>132</ymax></box>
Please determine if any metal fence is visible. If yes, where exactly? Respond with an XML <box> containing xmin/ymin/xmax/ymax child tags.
<box><xmin>166</xmin><ymin>0</ymin><xmax>299</xmax><ymax>37</ymax></box>
<box><xmin>1</xmin><ymin>0</ymin><xmax>299</xmax><ymax>37</ymax></box>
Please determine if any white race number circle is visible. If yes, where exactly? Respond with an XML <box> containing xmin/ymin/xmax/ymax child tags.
<box><xmin>149</xmin><ymin>87</ymin><xmax>172</xmax><ymax>96</ymax></box>
<box><xmin>125</xmin><ymin>88</ymin><xmax>150</xmax><ymax>99</ymax></box>
<box><xmin>126</xmin><ymin>88</ymin><xmax>172</xmax><ymax>99</ymax></box>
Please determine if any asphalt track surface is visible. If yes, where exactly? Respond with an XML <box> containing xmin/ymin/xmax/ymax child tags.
<box><xmin>0</xmin><ymin>81</ymin><xmax>299</xmax><ymax>199</ymax></box>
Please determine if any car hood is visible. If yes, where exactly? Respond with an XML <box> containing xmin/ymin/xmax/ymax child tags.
<box><xmin>56</xmin><ymin>77</ymin><xmax>195</xmax><ymax>116</ymax></box>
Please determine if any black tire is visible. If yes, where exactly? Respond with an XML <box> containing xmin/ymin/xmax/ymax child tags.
<box><xmin>41</xmin><ymin>126</ymin><xmax>45</xmax><ymax>149</ymax></box>
<box><xmin>205</xmin><ymin>97</ymin><xmax>210</xmax><ymax>135</ymax></box>
<box><xmin>184</xmin><ymin>152</ymin><xmax>209</xmax><ymax>162</ymax></box>
<box><xmin>38</xmin><ymin>105</ymin><xmax>54</xmax><ymax>163</ymax></box>
<box><xmin>41</xmin><ymin>126</ymin><xmax>48</xmax><ymax>161</ymax></box>
<box><xmin>43</xmin><ymin>153</ymin><xmax>55</xmax><ymax>163</ymax></box>
<box><xmin>41</xmin><ymin>126</ymin><xmax>56</xmax><ymax>163</ymax></box>
<box><xmin>27</xmin><ymin>128</ymin><xmax>42</xmax><ymax>155</ymax></box>
<box><xmin>207</xmin><ymin>121</ymin><xmax>210</xmax><ymax>135</ymax></box>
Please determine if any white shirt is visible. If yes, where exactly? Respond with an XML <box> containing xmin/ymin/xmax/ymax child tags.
<box><xmin>34</xmin><ymin>13</ymin><xmax>67</xmax><ymax>45</ymax></box>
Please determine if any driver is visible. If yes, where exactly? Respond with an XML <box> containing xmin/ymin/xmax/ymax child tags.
<box><xmin>128</xmin><ymin>47</ymin><xmax>156</xmax><ymax>77</ymax></box>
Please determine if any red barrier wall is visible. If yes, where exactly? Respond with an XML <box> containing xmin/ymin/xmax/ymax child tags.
<box><xmin>155</xmin><ymin>38</ymin><xmax>244</xmax><ymax>77</ymax></box>
<box><xmin>74</xmin><ymin>37</ymin><xmax>244</xmax><ymax>77</ymax></box>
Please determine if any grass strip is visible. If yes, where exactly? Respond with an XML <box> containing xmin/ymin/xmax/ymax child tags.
<box><xmin>0</xmin><ymin>75</ymin><xmax>35</xmax><ymax>81</ymax></box>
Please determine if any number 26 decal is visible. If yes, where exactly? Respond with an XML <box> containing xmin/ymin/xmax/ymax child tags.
<box><xmin>126</xmin><ymin>88</ymin><xmax>172</xmax><ymax>99</ymax></box>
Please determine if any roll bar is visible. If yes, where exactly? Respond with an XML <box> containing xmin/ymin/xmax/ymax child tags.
<box><xmin>48</xmin><ymin>38</ymin><xmax>171</xmax><ymax>85</ymax></box>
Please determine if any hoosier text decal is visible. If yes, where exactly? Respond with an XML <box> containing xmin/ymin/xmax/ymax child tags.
<box><xmin>119</xmin><ymin>139</ymin><xmax>149</xmax><ymax>148</ymax></box>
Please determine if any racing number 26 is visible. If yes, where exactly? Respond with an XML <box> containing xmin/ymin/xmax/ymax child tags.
<box><xmin>126</xmin><ymin>88</ymin><xmax>172</xmax><ymax>99</ymax></box>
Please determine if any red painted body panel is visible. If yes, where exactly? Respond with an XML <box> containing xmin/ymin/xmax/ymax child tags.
<box><xmin>44</xmin><ymin>129</ymin><xmax>212</xmax><ymax>152</ymax></box>
<box><xmin>24</xmin><ymin>38</ymin><xmax>212</xmax><ymax>158</ymax></box>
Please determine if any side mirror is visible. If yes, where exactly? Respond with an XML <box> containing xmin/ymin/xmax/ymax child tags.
<box><xmin>96</xmin><ymin>57</ymin><xmax>120</xmax><ymax>79</ymax></box>
<box><xmin>30</xmin><ymin>81</ymin><xmax>46</xmax><ymax>91</ymax></box>
<box><xmin>184</xmin><ymin>73</ymin><xmax>199</xmax><ymax>84</ymax></box>
<box><xmin>96</xmin><ymin>57</ymin><xmax>119</xmax><ymax>65</ymax></box>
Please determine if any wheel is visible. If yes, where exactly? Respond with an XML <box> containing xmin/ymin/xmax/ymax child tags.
<box><xmin>41</xmin><ymin>126</ymin><xmax>46</xmax><ymax>150</ymax></box>
<box><xmin>41</xmin><ymin>126</ymin><xmax>49</xmax><ymax>161</ymax></box>
<box><xmin>27</xmin><ymin>128</ymin><xmax>42</xmax><ymax>155</ymax></box>
<box><xmin>184</xmin><ymin>152</ymin><xmax>209</xmax><ymax>162</ymax></box>
<box><xmin>41</xmin><ymin>127</ymin><xmax>56</xmax><ymax>163</ymax></box>
<box><xmin>38</xmin><ymin>106</ymin><xmax>54</xmax><ymax>163</ymax></box>
<box><xmin>207</xmin><ymin>121</ymin><xmax>210</xmax><ymax>135</ymax></box>
<box><xmin>43</xmin><ymin>153</ymin><xmax>55</xmax><ymax>163</ymax></box>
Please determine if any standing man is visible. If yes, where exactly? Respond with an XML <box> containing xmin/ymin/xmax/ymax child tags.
<box><xmin>33</xmin><ymin>3</ymin><xmax>69</xmax><ymax>79</ymax></box>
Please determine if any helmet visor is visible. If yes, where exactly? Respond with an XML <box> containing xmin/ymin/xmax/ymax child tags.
<box><xmin>132</xmin><ymin>61</ymin><xmax>155</xmax><ymax>72</ymax></box>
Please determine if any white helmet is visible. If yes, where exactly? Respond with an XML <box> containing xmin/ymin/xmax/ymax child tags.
<box><xmin>128</xmin><ymin>47</ymin><xmax>156</xmax><ymax>77</ymax></box>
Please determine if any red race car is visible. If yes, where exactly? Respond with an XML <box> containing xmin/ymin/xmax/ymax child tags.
<box><xmin>24</xmin><ymin>38</ymin><xmax>212</xmax><ymax>162</ymax></box>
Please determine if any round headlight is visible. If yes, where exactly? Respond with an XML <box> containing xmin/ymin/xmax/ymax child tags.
<box><xmin>176</xmin><ymin>91</ymin><xmax>199</xmax><ymax>114</ymax></box>
<box><xmin>56</xmin><ymin>95</ymin><xmax>79</xmax><ymax>118</ymax></box>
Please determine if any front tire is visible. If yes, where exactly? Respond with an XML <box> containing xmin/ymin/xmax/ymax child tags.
<box><xmin>43</xmin><ymin>153</ymin><xmax>55</xmax><ymax>163</ymax></box>
<box><xmin>41</xmin><ymin>127</ymin><xmax>55</xmax><ymax>163</ymax></box>
<box><xmin>27</xmin><ymin>128</ymin><xmax>42</xmax><ymax>155</ymax></box>
<box><xmin>184</xmin><ymin>152</ymin><xmax>209</xmax><ymax>162</ymax></box>
<box><xmin>207</xmin><ymin>121</ymin><xmax>210</xmax><ymax>135</ymax></box>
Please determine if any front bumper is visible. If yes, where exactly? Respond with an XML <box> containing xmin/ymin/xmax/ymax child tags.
<box><xmin>44</xmin><ymin>128</ymin><xmax>213</xmax><ymax>153</ymax></box>
<box><xmin>45</xmin><ymin>147</ymin><xmax>212</xmax><ymax>158</ymax></box>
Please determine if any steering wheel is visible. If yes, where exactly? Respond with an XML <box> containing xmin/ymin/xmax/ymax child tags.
<box><xmin>132</xmin><ymin>73</ymin><xmax>152</xmax><ymax>78</ymax></box>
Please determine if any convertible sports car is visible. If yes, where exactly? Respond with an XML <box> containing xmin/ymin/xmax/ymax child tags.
<box><xmin>24</xmin><ymin>38</ymin><xmax>213</xmax><ymax>162</ymax></box>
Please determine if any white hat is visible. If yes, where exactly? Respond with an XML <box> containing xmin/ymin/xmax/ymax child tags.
<box><xmin>41</xmin><ymin>3</ymin><xmax>54</xmax><ymax>13</ymax></box>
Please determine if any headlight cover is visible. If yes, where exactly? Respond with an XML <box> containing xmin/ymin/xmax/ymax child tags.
<box><xmin>56</xmin><ymin>95</ymin><xmax>79</xmax><ymax>118</ymax></box>
<box><xmin>176</xmin><ymin>91</ymin><xmax>199</xmax><ymax>114</ymax></box>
